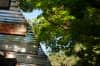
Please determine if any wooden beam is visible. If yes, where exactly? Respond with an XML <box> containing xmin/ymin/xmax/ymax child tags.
<box><xmin>0</xmin><ymin>10</ymin><xmax>22</xmax><ymax>15</ymax></box>
<box><xmin>0</xmin><ymin>13</ymin><xmax>24</xmax><ymax>18</ymax></box>
<box><xmin>10</xmin><ymin>1</ymin><xmax>18</xmax><ymax>7</ymax></box>
<box><xmin>0</xmin><ymin>20</ymin><xmax>25</xmax><ymax>23</ymax></box>
<box><xmin>0</xmin><ymin>17</ymin><xmax>25</xmax><ymax>22</ymax></box>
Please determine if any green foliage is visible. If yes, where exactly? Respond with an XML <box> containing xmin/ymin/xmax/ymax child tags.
<box><xmin>19</xmin><ymin>0</ymin><xmax>100</xmax><ymax>66</ymax></box>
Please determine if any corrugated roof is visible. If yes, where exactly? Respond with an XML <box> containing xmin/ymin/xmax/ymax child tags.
<box><xmin>0</xmin><ymin>10</ymin><xmax>26</xmax><ymax>23</ymax></box>
<box><xmin>0</xmin><ymin>0</ymin><xmax>26</xmax><ymax>23</ymax></box>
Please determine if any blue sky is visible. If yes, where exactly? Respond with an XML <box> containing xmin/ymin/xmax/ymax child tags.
<box><xmin>22</xmin><ymin>9</ymin><xmax>42</xmax><ymax>20</ymax></box>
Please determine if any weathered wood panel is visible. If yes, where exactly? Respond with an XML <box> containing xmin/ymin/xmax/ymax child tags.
<box><xmin>16</xmin><ymin>54</ymin><xmax>48</xmax><ymax>64</ymax></box>
<box><xmin>0</xmin><ymin>23</ymin><xmax>27</xmax><ymax>35</ymax></box>
<box><xmin>0</xmin><ymin>0</ymin><xmax>10</xmax><ymax>9</ymax></box>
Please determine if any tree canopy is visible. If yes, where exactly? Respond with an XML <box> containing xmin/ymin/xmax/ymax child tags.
<box><xmin>19</xmin><ymin>0</ymin><xmax>100</xmax><ymax>66</ymax></box>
